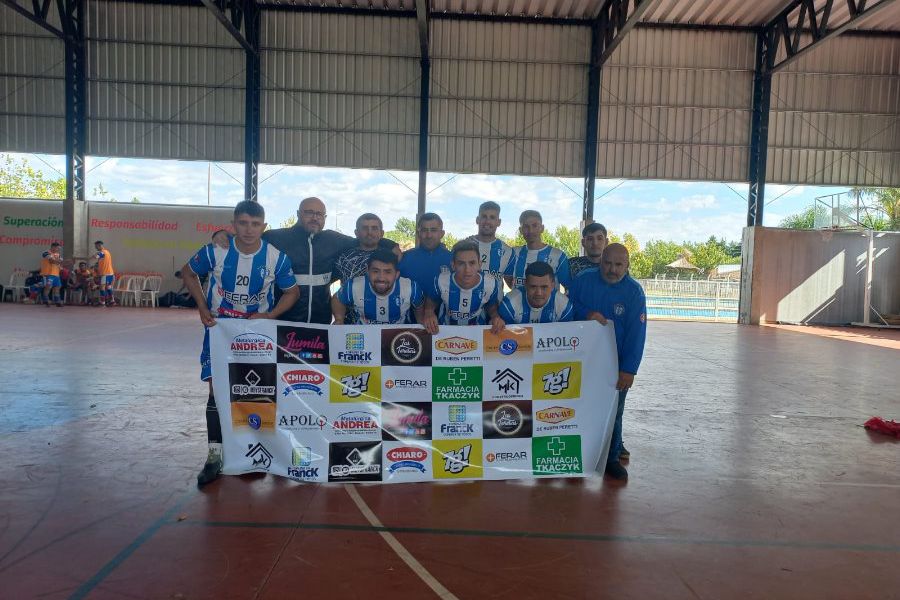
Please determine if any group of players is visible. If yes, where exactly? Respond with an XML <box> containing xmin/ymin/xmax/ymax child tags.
<box><xmin>180</xmin><ymin>197</ymin><xmax>647</xmax><ymax>486</ymax></box>
<box><xmin>36</xmin><ymin>240</ymin><xmax>117</xmax><ymax>306</ymax></box>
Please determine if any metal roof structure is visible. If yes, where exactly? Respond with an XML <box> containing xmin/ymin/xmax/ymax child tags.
<box><xmin>1</xmin><ymin>0</ymin><xmax>899</xmax><ymax>256</ymax></box>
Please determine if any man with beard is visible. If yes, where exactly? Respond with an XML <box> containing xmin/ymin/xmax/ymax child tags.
<box><xmin>499</xmin><ymin>261</ymin><xmax>573</xmax><ymax>324</ymax></box>
<box><xmin>421</xmin><ymin>240</ymin><xmax>504</xmax><ymax>334</ymax></box>
<box><xmin>331</xmin><ymin>248</ymin><xmax>427</xmax><ymax>326</ymax></box>
<box><xmin>506</xmin><ymin>210</ymin><xmax>571</xmax><ymax>289</ymax></box>
<box><xmin>569</xmin><ymin>243</ymin><xmax>647</xmax><ymax>481</ymax></box>
<box><xmin>568</xmin><ymin>222</ymin><xmax>609</xmax><ymax>278</ymax></box>
<box><xmin>468</xmin><ymin>201</ymin><xmax>514</xmax><ymax>282</ymax></box>
<box><xmin>263</xmin><ymin>197</ymin><xmax>396</xmax><ymax>323</ymax></box>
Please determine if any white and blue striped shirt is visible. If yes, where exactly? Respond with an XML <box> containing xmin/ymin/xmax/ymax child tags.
<box><xmin>469</xmin><ymin>237</ymin><xmax>514</xmax><ymax>278</ymax></box>
<box><xmin>337</xmin><ymin>275</ymin><xmax>423</xmax><ymax>324</ymax></box>
<box><xmin>498</xmin><ymin>287</ymin><xmax>574</xmax><ymax>324</ymax></box>
<box><xmin>506</xmin><ymin>245</ymin><xmax>571</xmax><ymax>288</ymax></box>
<box><xmin>188</xmin><ymin>239</ymin><xmax>295</xmax><ymax>317</ymax></box>
<box><xmin>430</xmin><ymin>271</ymin><xmax>502</xmax><ymax>325</ymax></box>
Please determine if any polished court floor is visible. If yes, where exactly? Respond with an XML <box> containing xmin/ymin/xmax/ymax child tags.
<box><xmin>0</xmin><ymin>304</ymin><xmax>898</xmax><ymax>599</ymax></box>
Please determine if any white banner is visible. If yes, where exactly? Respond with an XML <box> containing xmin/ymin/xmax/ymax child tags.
<box><xmin>210</xmin><ymin>320</ymin><xmax>619</xmax><ymax>483</ymax></box>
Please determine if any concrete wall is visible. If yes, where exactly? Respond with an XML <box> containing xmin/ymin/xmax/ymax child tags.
<box><xmin>1</xmin><ymin>198</ymin><xmax>233</xmax><ymax>293</ymax></box>
<box><xmin>740</xmin><ymin>226</ymin><xmax>900</xmax><ymax>325</ymax></box>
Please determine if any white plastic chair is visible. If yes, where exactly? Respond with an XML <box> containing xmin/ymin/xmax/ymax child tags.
<box><xmin>139</xmin><ymin>275</ymin><xmax>163</xmax><ymax>307</ymax></box>
<box><xmin>124</xmin><ymin>276</ymin><xmax>145</xmax><ymax>307</ymax></box>
<box><xmin>3</xmin><ymin>271</ymin><xmax>28</xmax><ymax>302</ymax></box>
<box><xmin>112</xmin><ymin>275</ymin><xmax>133</xmax><ymax>305</ymax></box>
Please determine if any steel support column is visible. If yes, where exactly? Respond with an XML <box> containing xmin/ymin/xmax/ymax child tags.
<box><xmin>747</xmin><ymin>31</ymin><xmax>772</xmax><ymax>227</ymax></box>
<box><xmin>244</xmin><ymin>0</ymin><xmax>260</xmax><ymax>202</ymax></box>
<box><xmin>582</xmin><ymin>20</ymin><xmax>602</xmax><ymax>222</ymax></box>
<box><xmin>582</xmin><ymin>0</ymin><xmax>655</xmax><ymax>222</ymax></box>
<box><xmin>415</xmin><ymin>0</ymin><xmax>429</xmax><ymax>219</ymax></box>
<box><xmin>61</xmin><ymin>0</ymin><xmax>88</xmax><ymax>259</ymax></box>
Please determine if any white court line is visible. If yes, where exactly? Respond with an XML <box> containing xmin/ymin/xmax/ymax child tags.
<box><xmin>345</xmin><ymin>485</ymin><xmax>459</xmax><ymax>600</ymax></box>
<box><xmin>721</xmin><ymin>477</ymin><xmax>900</xmax><ymax>489</ymax></box>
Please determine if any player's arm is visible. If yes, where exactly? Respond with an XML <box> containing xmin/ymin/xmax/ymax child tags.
<box><xmin>409</xmin><ymin>282</ymin><xmax>436</xmax><ymax>334</ymax></box>
<box><xmin>331</xmin><ymin>292</ymin><xmax>349</xmax><ymax>324</ymax></box>
<box><xmin>498</xmin><ymin>295</ymin><xmax>516</xmax><ymax>325</ymax></box>
<box><xmin>251</xmin><ymin>284</ymin><xmax>299</xmax><ymax>320</ymax></box>
<box><xmin>182</xmin><ymin>260</ymin><xmax>215</xmax><ymax>327</ymax></box>
<box><xmin>484</xmin><ymin>300</ymin><xmax>505</xmax><ymax>334</ymax></box>
<box><xmin>420</xmin><ymin>278</ymin><xmax>441</xmax><ymax>334</ymax></box>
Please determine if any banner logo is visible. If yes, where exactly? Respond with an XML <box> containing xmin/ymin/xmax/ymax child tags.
<box><xmin>277</xmin><ymin>326</ymin><xmax>329</xmax><ymax>364</ymax></box>
<box><xmin>536</xmin><ymin>406</ymin><xmax>575</xmax><ymax>424</ymax></box>
<box><xmin>381</xmin><ymin>402</ymin><xmax>432</xmax><ymax>441</ymax></box>
<box><xmin>281</xmin><ymin>369</ymin><xmax>326</xmax><ymax>396</ymax></box>
<box><xmin>330</xmin><ymin>366</ymin><xmax>382</xmax><ymax>402</ymax></box>
<box><xmin>332</xmin><ymin>411</ymin><xmax>380</xmax><ymax>436</ymax></box>
<box><xmin>532</xmin><ymin>435</ymin><xmax>582</xmax><ymax>475</ymax></box>
<box><xmin>245</xmin><ymin>442</ymin><xmax>274</xmax><ymax>470</ymax></box>
<box><xmin>386</xmin><ymin>447</ymin><xmax>428</xmax><ymax>474</ymax></box>
<box><xmin>382</xmin><ymin>329</ymin><xmax>431</xmax><ymax>366</ymax></box>
<box><xmin>484</xmin><ymin>328</ymin><xmax>533</xmax><ymax>358</ymax></box>
<box><xmin>432</xmin><ymin>366</ymin><xmax>482</xmax><ymax>402</ymax></box>
<box><xmin>432</xmin><ymin>439</ymin><xmax>482</xmax><ymax>479</ymax></box>
<box><xmin>230</xmin><ymin>333</ymin><xmax>275</xmax><ymax>359</ymax></box>
<box><xmin>483</xmin><ymin>401</ymin><xmax>532</xmax><ymax>439</ymax></box>
<box><xmin>532</xmin><ymin>362</ymin><xmax>582</xmax><ymax>400</ymax></box>
<box><xmin>536</xmin><ymin>335</ymin><xmax>580</xmax><ymax>353</ymax></box>
<box><xmin>328</xmin><ymin>442</ymin><xmax>382</xmax><ymax>482</ymax></box>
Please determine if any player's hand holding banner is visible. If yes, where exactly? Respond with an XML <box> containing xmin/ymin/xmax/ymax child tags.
<box><xmin>210</xmin><ymin>320</ymin><xmax>619</xmax><ymax>483</ymax></box>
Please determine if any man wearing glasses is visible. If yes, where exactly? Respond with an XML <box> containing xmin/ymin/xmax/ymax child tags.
<box><xmin>264</xmin><ymin>197</ymin><xmax>396</xmax><ymax>324</ymax></box>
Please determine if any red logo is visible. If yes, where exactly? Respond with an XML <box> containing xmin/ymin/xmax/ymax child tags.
<box><xmin>386</xmin><ymin>447</ymin><xmax>428</xmax><ymax>462</ymax></box>
<box><xmin>282</xmin><ymin>370</ymin><xmax>326</xmax><ymax>385</ymax></box>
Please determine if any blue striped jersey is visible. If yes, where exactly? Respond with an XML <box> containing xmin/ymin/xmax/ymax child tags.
<box><xmin>505</xmin><ymin>245</ymin><xmax>571</xmax><ymax>288</ymax></box>
<box><xmin>337</xmin><ymin>275</ymin><xmax>423</xmax><ymax>324</ymax></box>
<box><xmin>468</xmin><ymin>237</ymin><xmax>514</xmax><ymax>277</ymax></box>
<box><xmin>430</xmin><ymin>271</ymin><xmax>502</xmax><ymax>325</ymax></box>
<box><xmin>188</xmin><ymin>239</ymin><xmax>295</xmax><ymax>317</ymax></box>
<box><xmin>498</xmin><ymin>287</ymin><xmax>574</xmax><ymax>324</ymax></box>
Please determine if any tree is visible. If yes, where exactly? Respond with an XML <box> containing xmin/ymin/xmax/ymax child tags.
<box><xmin>543</xmin><ymin>225</ymin><xmax>581</xmax><ymax>258</ymax></box>
<box><xmin>640</xmin><ymin>239</ymin><xmax>684</xmax><ymax>275</ymax></box>
<box><xmin>779</xmin><ymin>205</ymin><xmax>828</xmax><ymax>229</ymax></box>
<box><xmin>0</xmin><ymin>153</ymin><xmax>66</xmax><ymax>199</ymax></box>
<box><xmin>280</xmin><ymin>215</ymin><xmax>297</xmax><ymax>228</ymax></box>
<box><xmin>687</xmin><ymin>239</ymin><xmax>730</xmax><ymax>274</ymax></box>
<box><xmin>852</xmin><ymin>187</ymin><xmax>900</xmax><ymax>231</ymax></box>
<box><xmin>385</xmin><ymin>217</ymin><xmax>417</xmax><ymax>248</ymax></box>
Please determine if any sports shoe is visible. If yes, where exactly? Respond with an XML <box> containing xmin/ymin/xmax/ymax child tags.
<box><xmin>605</xmin><ymin>461</ymin><xmax>628</xmax><ymax>480</ymax></box>
<box><xmin>197</xmin><ymin>447</ymin><xmax>223</xmax><ymax>487</ymax></box>
<box><xmin>619</xmin><ymin>446</ymin><xmax>630</xmax><ymax>461</ymax></box>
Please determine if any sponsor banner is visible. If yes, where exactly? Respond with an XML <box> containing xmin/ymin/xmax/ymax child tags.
<box><xmin>382</xmin><ymin>441</ymin><xmax>432</xmax><ymax>482</ymax></box>
<box><xmin>483</xmin><ymin>327</ymin><xmax>533</xmax><ymax>359</ymax></box>
<box><xmin>482</xmin><ymin>439</ymin><xmax>532</xmax><ymax>480</ymax></box>
<box><xmin>532</xmin><ymin>362</ymin><xmax>582</xmax><ymax>400</ymax></box>
<box><xmin>329</xmin><ymin>365</ymin><xmax>382</xmax><ymax>403</ymax></box>
<box><xmin>328</xmin><ymin>329</ymin><xmax>381</xmax><ymax>366</ymax></box>
<box><xmin>432</xmin><ymin>402</ymin><xmax>483</xmax><ymax>440</ymax></box>
<box><xmin>381</xmin><ymin>402</ymin><xmax>432</xmax><ymax>441</ymax></box>
<box><xmin>212</xmin><ymin>321</ymin><xmax>619</xmax><ymax>483</ymax></box>
<box><xmin>382</xmin><ymin>366</ymin><xmax>431</xmax><ymax>402</ymax></box>
<box><xmin>381</xmin><ymin>328</ymin><xmax>432</xmax><ymax>367</ymax></box>
<box><xmin>432</xmin><ymin>334</ymin><xmax>481</xmax><ymax>363</ymax></box>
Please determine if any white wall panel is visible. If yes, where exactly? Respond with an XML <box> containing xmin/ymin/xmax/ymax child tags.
<box><xmin>769</xmin><ymin>35</ymin><xmax>900</xmax><ymax>187</ymax></box>
<box><xmin>261</xmin><ymin>12</ymin><xmax>419</xmax><ymax>169</ymax></box>
<box><xmin>428</xmin><ymin>19</ymin><xmax>589</xmax><ymax>176</ymax></box>
<box><xmin>596</xmin><ymin>28</ymin><xmax>755</xmax><ymax>182</ymax></box>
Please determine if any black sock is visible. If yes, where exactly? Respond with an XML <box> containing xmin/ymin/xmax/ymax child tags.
<box><xmin>206</xmin><ymin>393</ymin><xmax>222</xmax><ymax>444</ymax></box>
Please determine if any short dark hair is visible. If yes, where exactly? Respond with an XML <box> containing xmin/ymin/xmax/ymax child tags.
<box><xmin>233</xmin><ymin>200</ymin><xmax>265</xmax><ymax>220</ymax></box>
<box><xmin>367</xmin><ymin>248</ymin><xmax>399</xmax><ymax>268</ymax></box>
<box><xmin>51</xmin><ymin>242</ymin><xmax>61</xmax><ymax>248</ymax></box>
<box><xmin>525</xmin><ymin>261</ymin><xmax>555</xmax><ymax>280</ymax></box>
<box><xmin>79</xmin><ymin>261</ymin><xmax>86</xmax><ymax>267</ymax></box>
<box><xmin>582</xmin><ymin>222</ymin><xmax>608</xmax><ymax>237</ymax></box>
<box><xmin>211</xmin><ymin>229</ymin><xmax>231</xmax><ymax>240</ymax></box>
<box><xmin>519</xmin><ymin>210</ymin><xmax>542</xmax><ymax>224</ymax></box>
<box><xmin>417</xmin><ymin>212</ymin><xmax>443</xmax><ymax>228</ymax></box>
<box><xmin>93</xmin><ymin>240</ymin><xmax>103</xmax><ymax>246</ymax></box>
<box><xmin>478</xmin><ymin>201</ymin><xmax>501</xmax><ymax>214</ymax></box>
<box><xmin>451</xmin><ymin>240</ymin><xmax>480</xmax><ymax>262</ymax></box>
<box><xmin>356</xmin><ymin>213</ymin><xmax>383</xmax><ymax>229</ymax></box>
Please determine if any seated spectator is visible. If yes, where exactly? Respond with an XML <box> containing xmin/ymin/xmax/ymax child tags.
<box><xmin>72</xmin><ymin>262</ymin><xmax>94</xmax><ymax>305</ymax></box>
<box><xmin>161</xmin><ymin>270</ymin><xmax>197</xmax><ymax>308</ymax></box>
<box><xmin>23</xmin><ymin>270</ymin><xmax>42</xmax><ymax>304</ymax></box>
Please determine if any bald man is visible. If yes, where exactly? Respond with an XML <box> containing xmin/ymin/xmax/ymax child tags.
<box><xmin>264</xmin><ymin>197</ymin><xmax>397</xmax><ymax>323</ymax></box>
<box><xmin>569</xmin><ymin>243</ymin><xmax>647</xmax><ymax>481</ymax></box>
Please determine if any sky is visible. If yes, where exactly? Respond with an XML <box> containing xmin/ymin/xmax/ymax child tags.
<box><xmin>10</xmin><ymin>152</ymin><xmax>849</xmax><ymax>245</ymax></box>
